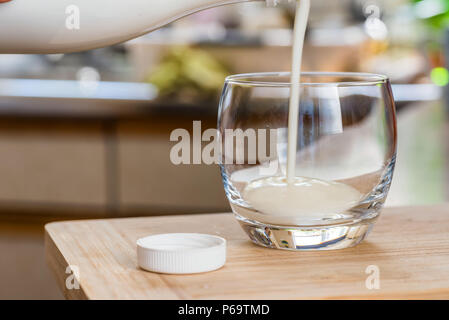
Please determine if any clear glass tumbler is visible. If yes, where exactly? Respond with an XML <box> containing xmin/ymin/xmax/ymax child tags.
<box><xmin>218</xmin><ymin>72</ymin><xmax>397</xmax><ymax>250</ymax></box>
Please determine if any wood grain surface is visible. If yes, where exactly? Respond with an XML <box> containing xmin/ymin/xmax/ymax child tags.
<box><xmin>45</xmin><ymin>205</ymin><xmax>449</xmax><ymax>299</ymax></box>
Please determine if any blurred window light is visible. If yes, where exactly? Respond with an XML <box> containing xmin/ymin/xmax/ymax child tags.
<box><xmin>204</xmin><ymin>23</ymin><xmax>226</xmax><ymax>42</ymax></box>
<box><xmin>251</xmin><ymin>84</ymin><xmax>441</xmax><ymax>102</ymax></box>
<box><xmin>414</xmin><ymin>0</ymin><xmax>448</xmax><ymax>19</ymax></box>
<box><xmin>261</xmin><ymin>29</ymin><xmax>292</xmax><ymax>46</ymax></box>
<box><xmin>391</xmin><ymin>84</ymin><xmax>441</xmax><ymax>101</ymax></box>
<box><xmin>46</xmin><ymin>54</ymin><xmax>64</xmax><ymax>62</ymax></box>
<box><xmin>310</xmin><ymin>26</ymin><xmax>366</xmax><ymax>46</ymax></box>
<box><xmin>431</xmin><ymin>67</ymin><xmax>449</xmax><ymax>86</ymax></box>
<box><xmin>0</xmin><ymin>79</ymin><xmax>158</xmax><ymax>101</ymax></box>
<box><xmin>76</xmin><ymin>66</ymin><xmax>100</xmax><ymax>96</ymax></box>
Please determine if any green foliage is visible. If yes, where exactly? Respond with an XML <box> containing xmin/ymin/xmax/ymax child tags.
<box><xmin>412</xmin><ymin>0</ymin><xmax>449</xmax><ymax>30</ymax></box>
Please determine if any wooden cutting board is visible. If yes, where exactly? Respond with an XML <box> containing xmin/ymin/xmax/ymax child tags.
<box><xmin>45</xmin><ymin>204</ymin><xmax>449</xmax><ymax>299</ymax></box>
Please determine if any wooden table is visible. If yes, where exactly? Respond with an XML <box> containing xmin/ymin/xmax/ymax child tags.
<box><xmin>45</xmin><ymin>205</ymin><xmax>449</xmax><ymax>299</ymax></box>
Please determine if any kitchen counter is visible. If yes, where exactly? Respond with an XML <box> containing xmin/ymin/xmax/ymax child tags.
<box><xmin>46</xmin><ymin>204</ymin><xmax>449</xmax><ymax>299</ymax></box>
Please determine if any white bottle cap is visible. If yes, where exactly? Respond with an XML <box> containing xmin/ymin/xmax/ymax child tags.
<box><xmin>137</xmin><ymin>233</ymin><xmax>226</xmax><ymax>274</ymax></box>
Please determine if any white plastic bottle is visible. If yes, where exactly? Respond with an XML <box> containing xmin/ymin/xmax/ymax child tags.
<box><xmin>0</xmin><ymin>0</ymin><xmax>277</xmax><ymax>53</ymax></box>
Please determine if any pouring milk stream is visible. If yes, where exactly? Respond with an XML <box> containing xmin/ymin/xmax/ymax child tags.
<box><xmin>242</xmin><ymin>0</ymin><xmax>362</xmax><ymax>220</ymax></box>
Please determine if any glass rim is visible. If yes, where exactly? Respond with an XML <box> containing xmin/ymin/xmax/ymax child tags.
<box><xmin>225</xmin><ymin>72</ymin><xmax>389</xmax><ymax>87</ymax></box>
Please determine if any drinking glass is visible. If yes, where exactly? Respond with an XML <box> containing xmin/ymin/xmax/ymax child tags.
<box><xmin>218</xmin><ymin>72</ymin><xmax>397</xmax><ymax>250</ymax></box>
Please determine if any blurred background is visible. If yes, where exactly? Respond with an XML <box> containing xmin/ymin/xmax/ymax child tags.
<box><xmin>0</xmin><ymin>0</ymin><xmax>448</xmax><ymax>298</ymax></box>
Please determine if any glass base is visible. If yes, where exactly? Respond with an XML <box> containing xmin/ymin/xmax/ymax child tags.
<box><xmin>235</xmin><ymin>214</ymin><xmax>377</xmax><ymax>251</ymax></box>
